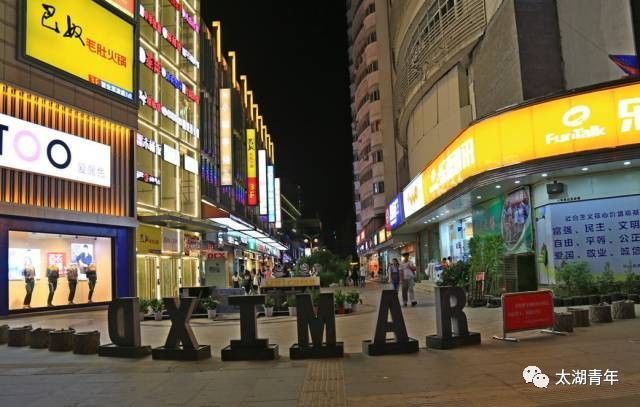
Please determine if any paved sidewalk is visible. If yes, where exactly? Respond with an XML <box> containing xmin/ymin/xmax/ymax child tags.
<box><xmin>0</xmin><ymin>284</ymin><xmax>639</xmax><ymax>406</ymax></box>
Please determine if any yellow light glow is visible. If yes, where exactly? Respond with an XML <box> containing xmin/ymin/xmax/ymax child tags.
<box><xmin>228</xmin><ymin>51</ymin><xmax>236</xmax><ymax>88</ymax></box>
<box><xmin>212</xmin><ymin>21</ymin><xmax>222</xmax><ymax>62</ymax></box>
<box><xmin>240</xmin><ymin>75</ymin><xmax>248</xmax><ymax>107</ymax></box>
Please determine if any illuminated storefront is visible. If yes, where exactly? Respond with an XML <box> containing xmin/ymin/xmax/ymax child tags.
<box><xmin>0</xmin><ymin>83</ymin><xmax>136</xmax><ymax>314</ymax></box>
<box><xmin>392</xmin><ymin>80</ymin><xmax>640</xmax><ymax>288</ymax></box>
<box><xmin>135</xmin><ymin>0</ymin><xmax>207</xmax><ymax>300</ymax></box>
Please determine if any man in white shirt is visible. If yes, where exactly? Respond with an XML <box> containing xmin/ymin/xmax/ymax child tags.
<box><xmin>399</xmin><ymin>254</ymin><xmax>417</xmax><ymax>307</ymax></box>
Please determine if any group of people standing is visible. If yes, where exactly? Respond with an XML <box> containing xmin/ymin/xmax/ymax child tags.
<box><xmin>387</xmin><ymin>253</ymin><xmax>418</xmax><ymax>307</ymax></box>
<box><xmin>349</xmin><ymin>266</ymin><xmax>367</xmax><ymax>288</ymax></box>
<box><xmin>232</xmin><ymin>269</ymin><xmax>267</xmax><ymax>295</ymax></box>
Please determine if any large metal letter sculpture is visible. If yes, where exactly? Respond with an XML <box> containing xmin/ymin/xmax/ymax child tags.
<box><xmin>221</xmin><ymin>295</ymin><xmax>279</xmax><ymax>361</ymax></box>
<box><xmin>152</xmin><ymin>297</ymin><xmax>211</xmax><ymax>360</ymax></box>
<box><xmin>426</xmin><ymin>286</ymin><xmax>480</xmax><ymax>349</ymax></box>
<box><xmin>362</xmin><ymin>289</ymin><xmax>419</xmax><ymax>355</ymax></box>
<box><xmin>98</xmin><ymin>297</ymin><xmax>151</xmax><ymax>358</ymax></box>
<box><xmin>290</xmin><ymin>293</ymin><xmax>343</xmax><ymax>359</ymax></box>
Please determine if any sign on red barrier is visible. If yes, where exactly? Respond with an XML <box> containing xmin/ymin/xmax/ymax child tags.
<box><xmin>494</xmin><ymin>290</ymin><xmax>555</xmax><ymax>341</ymax></box>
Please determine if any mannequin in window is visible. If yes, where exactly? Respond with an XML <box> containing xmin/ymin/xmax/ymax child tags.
<box><xmin>66</xmin><ymin>263</ymin><xmax>78</xmax><ymax>305</ymax></box>
<box><xmin>86</xmin><ymin>264</ymin><xmax>97</xmax><ymax>303</ymax></box>
<box><xmin>46</xmin><ymin>264</ymin><xmax>60</xmax><ymax>307</ymax></box>
<box><xmin>22</xmin><ymin>256</ymin><xmax>36</xmax><ymax>309</ymax></box>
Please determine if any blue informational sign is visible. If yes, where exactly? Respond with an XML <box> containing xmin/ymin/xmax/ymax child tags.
<box><xmin>386</xmin><ymin>194</ymin><xmax>404</xmax><ymax>230</ymax></box>
<box><xmin>535</xmin><ymin>194</ymin><xmax>640</xmax><ymax>284</ymax></box>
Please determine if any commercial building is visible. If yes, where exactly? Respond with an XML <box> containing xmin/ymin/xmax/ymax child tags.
<box><xmin>346</xmin><ymin>0</ymin><xmax>398</xmax><ymax>277</ymax></box>
<box><xmin>0</xmin><ymin>0</ymin><xmax>138</xmax><ymax>314</ymax></box>
<box><xmin>366</xmin><ymin>0</ymin><xmax>640</xmax><ymax>290</ymax></box>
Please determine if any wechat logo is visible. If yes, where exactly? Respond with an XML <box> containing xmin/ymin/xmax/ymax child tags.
<box><xmin>523</xmin><ymin>366</ymin><xmax>549</xmax><ymax>389</ymax></box>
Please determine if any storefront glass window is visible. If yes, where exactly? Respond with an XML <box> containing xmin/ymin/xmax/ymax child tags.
<box><xmin>160</xmin><ymin>3</ymin><xmax>177</xmax><ymax>62</ymax></box>
<box><xmin>160</xmin><ymin>137</ymin><xmax>177</xmax><ymax>211</ymax></box>
<box><xmin>140</xmin><ymin>0</ymin><xmax>157</xmax><ymax>45</ymax></box>
<box><xmin>137</xmin><ymin>127</ymin><xmax>157</xmax><ymax>207</ymax></box>
<box><xmin>8</xmin><ymin>231</ymin><xmax>112</xmax><ymax>310</ymax></box>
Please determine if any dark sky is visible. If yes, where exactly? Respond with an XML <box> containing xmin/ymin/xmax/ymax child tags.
<box><xmin>202</xmin><ymin>1</ymin><xmax>356</xmax><ymax>257</ymax></box>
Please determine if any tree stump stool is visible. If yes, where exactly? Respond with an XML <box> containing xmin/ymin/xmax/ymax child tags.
<box><xmin>0</xmin><ymin>324</ymin><xmax>9</xmax><ymax>344</ymax></box>
<box><xmin>8</xmin><ymin>326</ymin><xmax>32</xmax><ymax>347</ymax></box>
<box><xmin>567</xmin><ymin>308</ymin><xmax>590</xmax><ymax>327</ymax></box>
<box><xmin>553</xmin><ymin>312</ymin><xmax>574</xmax><ymax>333</ymax></box>
<box><xmin>612</xmin><ymin>300</ymin><xmax>636</xmax><ymax>320</ymax></box>
<box><xmin>72</xmin><ymin>331</ymin><xmax>100</xmax><ymax>355</ymax></box>
<box><xmin>49</xmin><ymin>329</ymin><xmax>75</xmax><ymax>352</ymax></box>
<box><xmin>590</xmin><ymin>304</ymin><xmax>612</xmax><ymax>323</ymax></box>
<box><xmin>30</xmin><ymin>328</ymin><xmax>55</xmax><ymax>349</ymax></box>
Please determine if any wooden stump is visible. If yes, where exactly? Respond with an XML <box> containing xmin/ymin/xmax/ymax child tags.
<box><xmin>567</xmin><ymin>307</ymin><xmax>590</xmax><ymax>327</ymax></box>
<box><xmin>72</xmin><ymin>331</ymin><xmax>100</xmax><ymax>355</ymax></box>
<box><xmin>8</xmin><ymin>326</ymin><xmax>32</xmax><ymax>347</ymax></box>
<box><xmin>612</xmin><ymin>300</ymin><xmax>636</xmax><ymax>320</ymax></box>
<box><xmin>0</xmin><ymin>324</ymin><xmax>9</xmax><ymax>344</ymax></box>
<box><xmin>49</xmin><ymin>329</ymin><xmax>75</xmax><ymax>352</ymax></box>
<box><xmin>590</xmin><ymin>304</ymin><xmax>612</xmax><ymax>323</ymax></box>
<box><xmin>554</xmin><ymin>312</ymin><xmax>574</xmax><ymax>333</ymax></box>
<box><xmin>30</xmin><ymin>328</ymin><xmax>55</xmax><ymax>349</ymax></box>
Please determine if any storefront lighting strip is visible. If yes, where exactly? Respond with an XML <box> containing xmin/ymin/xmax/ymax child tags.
<box><xmin>244</xmin><ymin>230</ymin><xmax>268</xmax><ymax>238</ymax></box>
<box><xmin>209</xmin><ymin>215</ymin><xmax>254</xmax><ymax>231</ymax></box>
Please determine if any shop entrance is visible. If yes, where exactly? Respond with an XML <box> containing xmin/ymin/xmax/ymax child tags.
<box><xmin>181</xmin><ymin>258</ymin><xmax>199</xmax><ymax>288</ymax></box>
<box><xmin>160</xmin><ymin>257</ymin><xmax>179</xmax><ymax>298</ymax></box>
<box><xmin>136</xmin><ymin>256</ymin><xmax>158</xmax><ymax>300</ymax></box>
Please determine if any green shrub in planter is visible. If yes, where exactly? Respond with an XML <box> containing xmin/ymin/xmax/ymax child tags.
<box><xmin>285</xmin><ymin>294</ymin><xmax>297</xmax><ymax>308</ymax></box>
<box><xmin>201</xmin><ymin>297</ymin><xmax>219</xmax><ymax>310</ymax></box>
<box><xmin>628</xmin><ymin>294</ymin><xmax>640</xmax><ymax>303</ymax></box>
<box><xmin>346</xmin><ymin>291</ymin><xmax>360</xmax><ymax>305</ymax></box>
<box><xmin>576</xmin><ymin>296</ymin><xmax>589</xmax><ymax>306</ymax></box>
<box><xmin>610</xmin><ymin>292</ymin><xmax>625</xmax><ymax>302</ymax></box>
<box><xmin>149</xmin><ymin>299</ymin><xmax>164</xmax><ymax>313</ymax></box>
<box><xmin>588</xmin><ymin>295</ymin><xmax>601</xmax><ymax>305</ymax></box>
<box><xmin>265</xmin><ymin>296</ymin><xmax>276</xmax><ymax>308</ymax></box>
<box><xmin>600</xmin><ymin>294</ymin><xmax>612</xmax><ymax>304</ymax></box>
<box><xmin>138</xmin><ymin>298</ymin><xmax>151</xmax><ymax>313</ymax></box>
<box><xmin>553</xmin><ymin>297</ymin><xmax>563</xmax><ymax>307</ymax></box>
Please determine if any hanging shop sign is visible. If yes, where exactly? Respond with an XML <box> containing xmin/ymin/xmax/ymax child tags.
<box><xmin>258</xmin><ymin>150</ymin><xmax>268</xmax><ymax>214</ymax></box>
<box><xmin>220</xmin><ymin>88</ymin><xmax>233</xmax><ymax>185</ymax></box>
<box><xmin>275</xmin><ymin>178</ymin><xmax>282</xmax><ymax>228</ymax></box>
<box><xmin>138</xmin><ymin>90</ymin><xmax>199</xmax><ymax>137</ymax></box>
<box><xmin>104</xmin><ymin>0</ymin><xmax>135</xmax><ymax>18</ymax></box>
<box><xmin>0</xmin><ymin>113</ymin><xmax>111</xmax><ymax>187</ymax></box>
<box><xmin>162</xmin><ymin>228</ymin><xmax>180</xmax><ymax>253</ymax></box>
<box><xmin>267</xmin><ymin>165</ymin><xmax>276</xmax><ymax>223</ymax></box>
<box><xmin>168</xmin><ymin>0</ymin><xmax>200</xmax><ymax>32</ymax></box>
<box><xmin>183</xmin><ymin>233</ymin><xmax>201</xmax><ymax>256</ymax></box>
<box><xmin>139</xmin><ymin>4</ymin><xmax>199</xmax><ymax>69</ymax></box>
<box><xmin>136</xmin><ymin>170</ymin><xmax>160</xmax><ymax>186</ymax></box>
<box><xmin>247</xmin><ymin>129</ymin><xmax>258</xmax><ymax>206</ymax></box>
<box><xmin>138</xmin><ymin>46</ymin><xmax>199</xmax><ymax>103</ymax></box>
<box><xmin>22</xmin><ymin>0</ymin><xmax>134</xmax><ymax>100</ymax></box>
<box><xmin>386</xmin><ymin>193</ymin><xmax>404</xmax><ymax>230</ymax></box>
<box><xmin>184</xmin><ymin>155</ymin><xmax>198</xmax><ymax>175</ymax></box>
<box><xmin>402</xmin><ymin>81</ymin><xmax>640</xmax><ymax>219</ymax></box>
<box><xmin>137</xmin><ymin>225</ymin><xmax>161</xmax><ymax>254</ymax></box>
<box><xmin>136</xmin><ymin>133</ymin><xmax>162</xmax><ymax>155</ymax></box>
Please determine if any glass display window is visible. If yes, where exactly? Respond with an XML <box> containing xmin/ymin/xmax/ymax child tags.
<box><xmin>8</xmin><ymin>231</ymin><xmax>113</xmax><ymax>310</ymax></box>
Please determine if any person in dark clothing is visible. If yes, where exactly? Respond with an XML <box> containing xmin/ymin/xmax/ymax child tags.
<box><xmin>46</xmin><ymin>265</ymin><xmax>60</xmax><ymax>306</ymax></box>
<box><xmin>67</xmin><ymin>264</ymin><xmax>78</xmax><ymax>304</ymax></box>
<box><xmin>86</xmin><ymin>264</ymin><xmax>97</xmax><ymax>303</ymax></box>
<box><xmin>351</xmin><ymin>267</ymin><xmax>359</xmax><ymax>287</ymax></box>
<box><xmin>22</xmin><ymin>257</ymin><xmax>36</xmax><ymax>309</ymax></box>
<box><xmin>242</xmin><ymin>271</ymin><xmax>252</xmax><ymax>295</ymax></box>
<box><xmin>388</xmin><ymin>258</ymin><xmax>400</xmax><ymax>291</ymax></box>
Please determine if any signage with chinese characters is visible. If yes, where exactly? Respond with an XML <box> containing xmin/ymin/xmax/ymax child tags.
<box><xmin>168</xmin><ymin>0</ymin><xmax>200</xmax><ymax>32</ymax></box>
<box><xmin>500</xmin><ymin>290</ymin><xmax>554</xmax><ymax>333</ymax></box>
<box><xmin>137</xmin><ymin>225</ymin><xmax>161</xmax><ymax>254</ymax></box>
<box><xmin>0</xmin><ymin>113</ymin><xmax>111</xmax><ymax>187</ymax></box>
<box><xmin>247</xmin><ymin>129</ymin><xmax>257</xmax><ymax>206</ymax></box>
<box><xmin>136</xmin><ymin>133</ymin><xmax>162</xmax><ymax>155</ymax></box>
<box><xmin>220</xmin><ymin>89</ymin><xmax>233</xmax><ymax>185</ymax></box>
<box><xmin>139</xmin><ymin>46</ymin><xmax>199</xmax><ymax>103</ymax></box>
<box><xmin>402</xmin><ymin>82</ymin><xmax>640</xmax><ymax>220</ymax></box>
<box><xmin>535</xmin><ymin>194</ymin><xmax>640</xmax><ymax>284</ymax></box>
<box><xmin>258</xmin><ymin>150</ymin><xmax>267</xmax><ymax>215</ymax></box>
<box><xmin>267</xmin><ymin>165</ymin><xmax>275</xmax><ymax>223</ymax></box>
<box><xmin>162</xmin><ymin>228</ymin><xmax>179</xmax><ymax>253</ymax></box>
<box><xmin>136</xmin><ymin>170</ymin><xmax>160</xmax><ymax>186</ymax></box>
<box><xmin>23</xmin><ymin>0</ymin><xmax>134</xmax><ymax>100</ymax></box>
<box><xmin>386</xmin><ymin>194</ymin><xmax>404</xmax><ymax>230</ymax></box>
<box><xmin>104</xmin><ymin>0</ymin><xmax>134</xmax><ymax>18</ymax></box>
<box><xmin>138</xmin><ymin>90</ymin><xmax>199</xmax><ymax>137</ymax></box>
<box><xmin>183</xmin><ymin>233</ymin><xmax>200</xmax><ymax>256</ymax></box>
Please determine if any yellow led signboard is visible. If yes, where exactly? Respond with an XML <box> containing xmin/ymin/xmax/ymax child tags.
<box><xmin>403</xmin><ymin>82</ymin><xmax>640</xmax><ymax>218</ymax></box>
<box><xmin>23</xmin><ymin>0</ymin><xmax>135</xmax><ymax>100</ymax></box>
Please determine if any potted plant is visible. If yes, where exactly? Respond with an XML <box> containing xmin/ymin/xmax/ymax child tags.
<box><xmin>334</xmin><ymin>290</ymin><xmax>346</xmax><ymax>314</ymax></box>
<box><xmin>138</xmin><ymin>298</ymin><xmax>151</xmax><ymax>321</ymax></box>
<box><xmin>201</xmin><ymin>297</ymin><xmax>219</xmax><ymax>319</ymax></box>
<box><xmin>346</xmin><ymin>291</ymin><xmax>360</xmax><ymax>312</ymax></box>
<box><xmin>286</xmin><ymin>294</ymin><xmax>297</xmax><ymax>316</ymax></box>
<box><xmin>149</xmin><ymin>299</ymin><xmax>164</xmax><ymax>321</ymax></box>
<box><xmin>265</xmin><ymin>296</ymin><xmax>276</xmax><ymax>317</ymax></box>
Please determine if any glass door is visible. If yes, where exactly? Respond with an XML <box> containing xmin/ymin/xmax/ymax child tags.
<box><xmin>160</xmin><ymin>257</ymin><xmax>179</xmax><ymax>298</ymax></box>
<box><xmin>181</xmin><ymin>258</ymin><xmax>198</xmax><ymax>288</ymax></box>
<box><xmin>136</xmin><ymin>256</ymin><xmax>158</xmax><ymax>300</ymax></box>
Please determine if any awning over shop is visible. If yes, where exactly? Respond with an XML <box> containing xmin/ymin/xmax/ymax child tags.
<box><xmin>138</xmin><ymin>213</ymin><xmax>224</xmax><ymax>233</ymax></box>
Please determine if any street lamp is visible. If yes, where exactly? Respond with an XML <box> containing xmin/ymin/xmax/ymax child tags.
<box><xmin>302</xmin><ymin>234</ymin><xmax>320</xmax><ymax>252</ymax></box>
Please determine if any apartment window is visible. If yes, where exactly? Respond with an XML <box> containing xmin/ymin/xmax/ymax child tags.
<box><xmin>360</xmin><ymin>170</ymin><xmax>373</xmax><ymax>183</ymax></box>
<box><xmin>370</xmin><ymin>88</ymin><xmax>380</xmax><ymax>101</ymax></box>
<box><xmin>372</xmin><ymin>150</ymin><xmax>383</xmax><ymax>162</ymax></box>
<box><xmin>370</xmin><ymin>120</ymin><xmax>381</xmax><ymax>132</ymax></box>
<box><xmin>362</xmin><ymin>196</ymin><xmax>373</xmax><ymax>209</ymax></box>
<box><xmin>373</xmin><ymin>181</ymin><xmax>384</xmax><ymax>194</ymax></box>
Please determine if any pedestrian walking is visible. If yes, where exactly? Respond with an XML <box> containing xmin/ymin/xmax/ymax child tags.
<box><xmin>359</xmin><ymin>266</ymin><xmax>367</xmax><ymax>288</ymax></box>
<box><xmin>388</xmin><ymin>258</ymin><xmax>400</xmax><ymax>291</ymax></box>
<box><xmin>399</xmin><ymin>254</ymin><xmax>417</xmax><ymax>307</ymax></box>
<box><xmin>351</xmin><ymin>267</ymin><xmax>360</xmax><ymax>287</ymax></box>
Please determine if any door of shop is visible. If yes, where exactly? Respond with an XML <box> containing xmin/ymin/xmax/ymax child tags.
<box><xmin>136</xmin><ymin>256</ymin><xmax>158</xmax><ymax>300</ymax></box>
<box><xmin>160</xmin><ymin>258</ymin><xmax>179</xmax><ymax>298</ymax></box>
<box><xmin>204</xmin><ymin>258</ymin><xmax>227</xmax><ymax>287</ymax></box>
<box><xmin>181</xmin><ymin>258</ymin><xmax>199</xmax><ymax>288</ymax></box>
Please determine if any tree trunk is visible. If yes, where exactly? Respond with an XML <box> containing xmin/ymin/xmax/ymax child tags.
<box><xmin>8</xmin><ymin>326</ymin><xmax>32</xmax><ymax>347</ymax></box>
<box><xmin>612</xmin><ymin>300</ymin><xmax>636</xmax><ymax>320</ymax></box>
<box><xmin>567</xmin><ymin>307</ymin><xmax>590</xmax><ymax>327</ymax></box>
<box><xmin>49</xmin><ymin>329</ymin><xmax>75</xmax><ymax>352</ymax></box>
<box><xmin>30</xmin><ymin>328</ymin><xmax>55</xmax><ymax>349</ymax></box>
<box><xmin>72</xmin><ymin>331</ymin><xmax>100</xmax><ymax>354</ymax></box>
<box><xmin>0</xmin><ymin>325</ymin><xmax>9</xmax><ymax>344</ymax></box>
<box><xmin>590</xmin><ymin>304</ymin><xmax>612</xmax><ymax>323</ymax></box>
<box><xmin>553</xmin><ymin>312</ymin><xmax>574</xmax><ymax>333</ymax></box>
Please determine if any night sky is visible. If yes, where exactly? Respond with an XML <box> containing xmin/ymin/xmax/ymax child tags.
<box><xmin>202</xmin><ymin>1</ymin><xmax>356</xmax><ymax>257</ymax></box>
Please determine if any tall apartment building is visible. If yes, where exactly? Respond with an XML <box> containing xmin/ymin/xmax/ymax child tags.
<box><xmin>347</xmin><ymin>0</ymin><xmax>397</xmax><ymax>252</ymax></box>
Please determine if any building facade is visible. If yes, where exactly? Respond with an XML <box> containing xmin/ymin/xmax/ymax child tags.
<box><xmin>366</xmin><ymin>0</ymin><xmax>640</xmax><ymax>290</ymax></box>
<box><xmin>0</xmin><ymin>0</ymin><xmax>138</xmax><ymax>314</ymax></box>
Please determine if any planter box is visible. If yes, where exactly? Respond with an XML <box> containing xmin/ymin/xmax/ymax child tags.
<box><xmin>265</xmin><ymin>307</ymin><xmax>274</xmax><ymax>317</ymax></box>
<box><xmin>153</xmin><ymin>312</ymin><xmax>163</xmax><ymax>321</ymax></box>
<box><xmin>288</xmin><ymin>307</ymin><xmax>296</xmax><ymax>317</ymax></box>
<box><xmin>207</xmin><ymin>309</ymin><xmax>217</xmax><ymax>319</ymax></box>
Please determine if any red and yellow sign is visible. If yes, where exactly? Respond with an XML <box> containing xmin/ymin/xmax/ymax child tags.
<box><xmin>24</xmin><ymin>0</ymin><xmax>134</xmax><ymax>100</ymax></box>
<box><xmin>103</xmin><ymin>0</ymin><xmax>135</xmax><ymax>18</ymax></box>
<box><xmin>247</xmin><ymin>129</ymin><xmax>258</xmax><ymax>206</ymax></box>
<box><xmin>403</xmin><ymin>82</ymin><xmax>640</xmax><ymax>218</ymax></box>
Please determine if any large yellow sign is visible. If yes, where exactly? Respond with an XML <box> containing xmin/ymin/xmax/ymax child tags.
<box><xmin>24</xmin><ymin>0</ymin><xmax>134</xmax><ymax>100</ymax></box>
<box><xmin>137</xmin><ymin>225</ymin><xmax>161</xmax><ymax>254</ymax></box>
<box><xmin>403</xmin><ymin>82</ymin><xmax>640</xmax><ymax>218</ymax></box>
